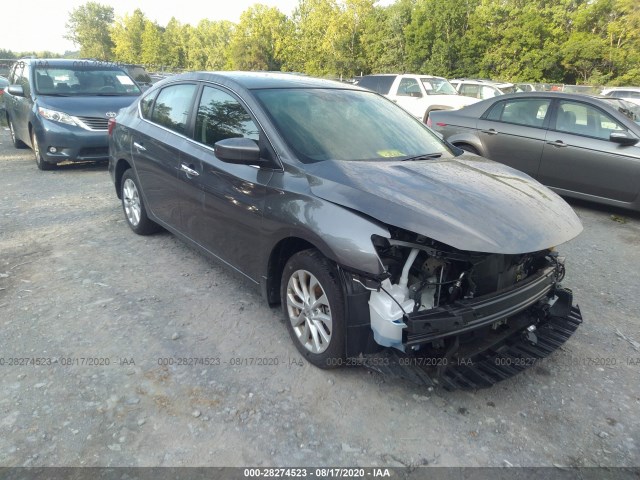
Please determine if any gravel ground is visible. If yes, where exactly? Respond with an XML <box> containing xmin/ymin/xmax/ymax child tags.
<box><xmin>0</xmin><ymin>124</ymin><xmax>638</xmax><ymax>468</ymax></box>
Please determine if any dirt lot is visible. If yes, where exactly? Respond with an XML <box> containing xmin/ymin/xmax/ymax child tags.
<box><xmin>0</xmin><ymin>124</ymin><xmax>639</xmax><ymax>468</ymax></box>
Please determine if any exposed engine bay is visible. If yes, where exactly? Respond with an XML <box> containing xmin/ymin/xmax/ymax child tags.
<box><xmin>367</xmin><ymin>227</ymin><xmax>568</xmax><ymax>352</ymax></box>
<box><xmin>340</xmin><ymin>227</ymin><xmax>583</xmax><ymax>389</ymax></box>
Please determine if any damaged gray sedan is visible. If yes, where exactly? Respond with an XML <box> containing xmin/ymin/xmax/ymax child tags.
<box><xmin>108</xmin><ymin>72</ymin><xmax>583</xmax><ymax>389</ymax></box>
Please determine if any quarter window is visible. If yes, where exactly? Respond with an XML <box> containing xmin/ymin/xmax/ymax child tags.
<box><xmin>194</xmin><ymin>86</ymin><xmax>259</xmax><ymax>148</ymax></box>
<box><xmin>555</xmin><ymin>101</ymin><xmax>626</xmax><ymax>140</ymax></box>
<box><xmin>149</xmin><ymin>84</ymin><xmax>197</xmax><ymax>135</ymax></box>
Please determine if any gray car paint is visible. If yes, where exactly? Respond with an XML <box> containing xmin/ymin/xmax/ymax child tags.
<box><xmin>430</xmin><ymin>92</ymin><xmax>640</xmax><ymax>211</ymax></box>
<box><xmin>110</xmin><ymin>73</ymin><xmax>582</xmax><ymax>297</ymax></box>
<box><xmin>307</xmin><ymin>156</ymin><xmax>582</xmax><ymax>255</ymax></box>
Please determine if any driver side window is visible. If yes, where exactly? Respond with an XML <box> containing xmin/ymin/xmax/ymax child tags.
<box><xmin>194</xmin><ymin>86</ymin><xmax>259</xmax><ymax>148</ymax></box>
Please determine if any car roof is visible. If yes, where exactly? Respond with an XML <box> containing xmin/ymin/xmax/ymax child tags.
<box><xmin>434</xmin><ymin>91</ymin><xmax>640</xmax><ymax>130</ymax></box>
<box><xmin>160</xmin><ymin>71</ymin><xmax>363</xmax><ymax>91</ymax></box>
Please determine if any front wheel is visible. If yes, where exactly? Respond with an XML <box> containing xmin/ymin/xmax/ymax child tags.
<box><xmin>281</xmin><ymin>249</ymin><xmax>346</xmax><ymax>369</ymax></box>
<box><xmin>457</xmin><ymin>144</ymin><xmax>479</xmax><ymax>155</ymax></box>
<box><xmin>120</xmin><ymin>169</ymin><xmax>161</xmax><ymax>235</ymax></box>
<box><xmin>32</xmin><ymin>130</ymin><xmax>54</xmax><ymax>170</ymax></box>
<box><xmin>9</xmin><ymin>118</ymin><xmax>27</xmax><ymax>149</ymax></box>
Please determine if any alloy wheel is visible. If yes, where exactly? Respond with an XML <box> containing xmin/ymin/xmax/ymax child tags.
<box><xmin>286</xmin><ymin>269</ymin><xmax>333</xmax><ymax>354</ymax></box>
<box><xmin>122</xmin><ymin>178</ymin><xmax>142</xmax><ymax>227</ymax></box>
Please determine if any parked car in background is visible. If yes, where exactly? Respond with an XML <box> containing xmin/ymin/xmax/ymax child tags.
<box><xmin>0</xmin><ymin>61</ymin><xmax>11</xmax><ymax>78</ymax></box>
<box><xmin>449</xmin><ymin>79</ymin><xmax>518</xmax><ymax>99</ymax></box>
<box><xmin>108</xmin><ymin>72</ymin><xmax>584</xmax><ymax>389</ymax></box>
<box><xmin>356</xmin><ymin>74</ymin><xmax>479</xmax><ymax>122</ymax></box>
<box><xmin>0</xmin><ymin>75</ymin><xmax>8</xmax><ymax>115</ymax></box>
<box><xmin>601</xmin><ymin>87</ymin><xmax>640</xmax><ymax>106</ymax></box>
<box><xmin>428</xmin><ymin>92</ymin><xmax>640</xmax><ymax>211</ymax></box>
<box><xmin>562</xmin><ymin>85</ymin><xmax>600</xmax><ymax>95</ymax></box>
<box><xmin>121</xmin><ymin>63</ymin><xmax>153</xmax><ymax>90</ymax></box>
<box><xmin>515</xmin><ymin>83</ymin><xmax>557</xmax><ymax>92</ymax></box>
<box><xmin>3</xmin><ymin>58</ymin><xmax>141</xmax><ymax>170</ymax></box>
<box><xmin>599</xmin><ymin>97</ymin><xmax>640</xmax><ymax>124</ymax></box>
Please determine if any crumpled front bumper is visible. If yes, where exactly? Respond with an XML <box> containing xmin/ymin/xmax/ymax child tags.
<box><xmin>403</xmin><ymin>265</ymin><xmax>562</xmax><ymax>348</ymax></box>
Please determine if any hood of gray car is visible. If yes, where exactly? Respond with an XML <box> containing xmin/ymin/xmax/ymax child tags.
<box><xmin>306</xmin><ymin>155</ymin><xmax>583</xmax><ymax>254</ymax></box>
<box><xmin>36</xmin><ymin>95</ymin><xmax>138</xmax><ymax>118</ymax></box>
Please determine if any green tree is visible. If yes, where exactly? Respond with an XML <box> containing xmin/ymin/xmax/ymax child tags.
<box><xmin>283</xmin><ymin>0</ymin><xmax>341</xmax><ymax>75</ymax></box>
<box><xmin>161</xmin><ymin>17</ymin><xmax>187</xmax><ymax>69</ymax></box>
<box><xmin>141</xmin><ymin>21</ymin><xmax>164</xmax><ymax>67</ymax></box>
<box><xmin>185</xmin><ymin>20</ymin><xmax>233</xmax><ymax>70</ymax></box>
<box><xmin>360</xmin><ymin>0</ymin><xmax>413</xmax><ymax>74</ymax></box>
<box><xmin>65</xmin><ymin>2</ymin><xmax>115</xmax><ymax>59</ymax></box>
<box><xmin>229</xmin><ymin>4</ymin><xmax>288</xmax><ymax>71</ymax></box>
<box><xmin>111</xmin><ymin>9</ymin><xmax>146</xmax><ymax>64</ymax></box>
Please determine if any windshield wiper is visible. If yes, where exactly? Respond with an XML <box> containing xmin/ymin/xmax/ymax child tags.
<box><xmin>402</xmin><ymin>153</ymin><xmax>442</xmax><ymax>161</ymax></box>
<box><xmin>38</xmin><ymin>93</ymin><xmax>70</xmax><ymax>97</ymax></box>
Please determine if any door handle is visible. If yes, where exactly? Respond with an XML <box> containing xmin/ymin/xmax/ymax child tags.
<box><xmin>546</xmin><ymin>140</ymin><xmax>567</xmax><ymax>148</ymax></box>
<box><xmin>481</xmin><ymin>129</ymin><xmax>498</xmax><ymax>135</ymax></box>
<box><xmin>180</xmin><ymin>163</ymin><xmax>199</xmax><ymax>177</ymax></box>
<box><xmin>133</xmin><ymin>141</ymin><xmax>146</xmax><ymax>152</ymax></box>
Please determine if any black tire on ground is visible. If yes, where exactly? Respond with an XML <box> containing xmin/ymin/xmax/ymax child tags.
<box><xmin>8</xmin><ymin>118</ymin><xmax>28</xmax><ymax>149</ymax></box>
<box><xmin>120</xmin><ymin>169</ymin><xmax>161</xmax><ymax>235</ymax></box>
<box><xmin>280</xmin><ymin>249</ymin><xmax>347</xmax><ymax>369</ymax></box>
<box><xmin>32</xmin><ymin>130</ymin><xmax>54</xmax><ymax>170</ymax></box>
<box><xmin>458</xmin><ymin>144</ymin><xmax>479</xmax><ymax>155</ymax></box>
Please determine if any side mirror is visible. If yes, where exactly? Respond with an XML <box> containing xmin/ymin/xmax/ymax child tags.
<box><xmin>7</xmin><ymin>85</ymin><xmax>24</xmax><ymax>97</ymax></box>
<box><xmin>610</xmin><ymin>130</ymin><xmax>639</xmax><ymax>146</ymax></box>
<box><xmin>214</xmin><ymin>137</ymin><xmax>263</xmax><ymax>165</ymax></box>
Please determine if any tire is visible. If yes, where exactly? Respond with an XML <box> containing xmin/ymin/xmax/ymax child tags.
<box><xmin>458</xmin><ymin>144</ymin><xmax>479</xmax><ymax>155</ymax></box>
<box><xmin>32</xmin><ymin>130</ymin><xmax>54</xmax><ymax>170</ymax></box>
<box><xmin>280</xmin><ymin>249</ymin><xmax>346</xmax><ymax>369</ymax></box>
<box><xmin>8</xmin><ymin>118</ymin><xmax>27</xmax><ymax>149</ymax></box>
<box><xmin>120</xmin><ymin>169</ymin><xmax>161</xmax><ymax>235</ymax></box>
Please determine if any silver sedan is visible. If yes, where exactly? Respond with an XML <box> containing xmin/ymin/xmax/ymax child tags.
<box><xmin>429</xmin><ymin>92</ymin><xmax>640</xmax><ymax>211</ymax></box>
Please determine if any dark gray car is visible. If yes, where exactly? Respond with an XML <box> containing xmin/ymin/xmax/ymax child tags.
<box><xmin>109</xmin><ymin>72</ymin><xmax>584</xmax><ymax>389</ymax></box>
<box><xmin>428</xmin><ymin>92</ymin><xmax>640</xmax><ymax>211</ymax></box>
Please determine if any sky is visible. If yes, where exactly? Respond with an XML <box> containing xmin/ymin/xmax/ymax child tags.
<box><xmin>0</xmin><ymin>0</ymin><xmax>304</xmax><ymax>54</ymax></box>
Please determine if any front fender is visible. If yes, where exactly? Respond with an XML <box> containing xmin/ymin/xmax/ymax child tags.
<box><xmin>262</xmin><ymin>193</ymin><xmax>389</xmax><ymax>277</ymax></box>
<box><xmin>447</xmin><ymin>132</ymin><xmax>485</xmax><ymax>155</ymax></box>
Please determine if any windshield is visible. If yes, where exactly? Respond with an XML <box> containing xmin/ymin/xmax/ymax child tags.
<box><xmin>601</xmin><ymin>98</ymin><xmax>640</xmax><ymax>125</ymax></box>
<box><xmin>421</xmin><ymin>78</ymin><xmax>458</xmax><ymax>95</ymax></box>
<box><xmin>34</xmin><ymin>66</ymin><xmax>141</xmax><ymax>96</ymax></box>
<box><xmin>254</xmin><ymin>88</ymin><xmax>451</xmax><ymax>163</ymax></box>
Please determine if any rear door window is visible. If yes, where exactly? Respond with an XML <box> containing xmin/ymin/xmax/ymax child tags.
<box><xmin>149</xmin><ymin>84</ymin><xmax>198</xmax><ymax>135</ymax></box>
<box><xmin>356</xmin><ymin>76</ymin><xmax>396</xmax><ymax>95</ymax></box>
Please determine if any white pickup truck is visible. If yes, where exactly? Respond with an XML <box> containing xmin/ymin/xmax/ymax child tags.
<box><xmin>356</xmin><ymin>74</ymin><xmax>480</xmax><ymax>123</ymax></box>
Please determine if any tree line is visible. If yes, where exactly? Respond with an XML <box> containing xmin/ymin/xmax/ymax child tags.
<box><xmin>15</xmin><ymin>0</ymin><xmax>640</xmax><ymax>85</ymax></box>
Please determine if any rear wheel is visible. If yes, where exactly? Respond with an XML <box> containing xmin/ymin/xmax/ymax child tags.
<box><xmin>120</xmin><ymin>169</ymin><xmax>161</xmax><ymax>235</ymax></box>
<box><xmin>9</xmin><ymin>118</ymin><xmax>27</xmax><ymax>149</ymax></box>
<box><xmin>32</xmin><ymin>130</ymin><xmax>54</xmax><ymax>170</ymax></box>
<box><xmin>457</xmin><ymin>144</ymin><xmax>479</xmax><ymax>155</ymax></box>
<box><xmin>281</xmin><ymin>249</ymin><xmax>346</xmax><ymax>369</ymax></box>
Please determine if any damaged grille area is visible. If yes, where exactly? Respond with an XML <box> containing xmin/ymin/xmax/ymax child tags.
<box><xmin>369</xmin><ymin>226</ymin><xmax>567</xmax><ymax>352</ymax></box>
